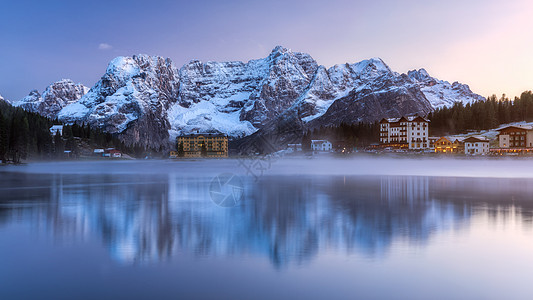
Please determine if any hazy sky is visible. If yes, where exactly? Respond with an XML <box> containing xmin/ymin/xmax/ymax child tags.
<box><xmin>1</xmin><ymin>0</ymin><xmax>532</xmax><ymax>101</ymax></box>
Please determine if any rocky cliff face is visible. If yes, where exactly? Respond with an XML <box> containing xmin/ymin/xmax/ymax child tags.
<box><xmin>57</xmin><ymin>55</ymin><xmax>180</xmax><ymax>148</ymax></box>
<box><xmin>16</xmin><ymin>79</ymin><xmax>88</xmax><ymax>119</ymax></box>
<box><xmin>15</xmin><ymin>46</ymin><xmax>485</xmax><ymax>149</ymax></box>
<box><xmin>407</xmin><ymin>69</ymin><xmax>484</xmax><ymax>109</ymax></box>
<box><xmin>307</xmin><ymin>80</ymin><xmax>433</xmax><ymax>129</ymax></box>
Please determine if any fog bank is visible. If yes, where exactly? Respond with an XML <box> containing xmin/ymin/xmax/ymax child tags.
<box><xmin>1</xmin><ymin>156</ymin><xmax>531</xmax><ymax>179</ymax></box>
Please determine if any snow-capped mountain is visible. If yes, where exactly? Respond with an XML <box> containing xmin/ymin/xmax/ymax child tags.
<box><xmin>16</xmin><ymin>46</ymin><xmax>485</xmax><ymax>148</ymax></box>
<box><xmin>407</xmin><ymin>69</ymin><xmax>485</xmax><ymax>109</ymax></box>
<box><xmin>16</xmin><ymin>79</ymin><xmax>88</xmax><ymax>119</ymax></box>
<box><xmin>58</xmin><ymin>55</ymin><xmax>180</xmax><ymax>148</ymax></box>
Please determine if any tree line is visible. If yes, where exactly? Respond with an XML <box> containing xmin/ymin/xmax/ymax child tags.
<box><xmin>0</xmin><ymin>101</ymin><xmax>159</xmax><ymax>163</ymax></box>
<box><xmin>302</xmin><ymin>122</ymin><xmax>380</xmax><ymax>151</ymax></box>
<box><xmin>302</xmin><ymin>90</ymin><xmax>533</xmax><ymax>148</ymax></box>
<box><xmin>429</xmin><ymin>91</ymin><xmax>533</xmax><ymax>136</ymax></box>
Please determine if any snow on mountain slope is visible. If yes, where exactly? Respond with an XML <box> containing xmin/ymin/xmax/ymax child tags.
<box><xmin>167</xmin><ymin>46</ymin><xmax>318</xmax><ymax>140</ymax></box>
<box><xmin>17</xmin><ymin>46</ymin><xmax>485</xmax><ymax>148</ymax></box>
<box><xmin>167</xmin><ymin>101</ymin><xmax>257</xmax><ymax>141</ymax></box>
<box><xmin>15</xmin><ymin>79</ymin><xmax>88</xmax><ymax>118</ymax></box>
<box><xmin>58</xmin><ymin>55</ymin><xmax>180</xmax><ymax>147</ymax></box>
<box><xmin>407</xmin><ymin>69</ymin><xmax>485</xmax><ymax>109</ymax></box>
<box><xmin>296</xmin><ymin>58</ymin><xmax>400</xmax><ymax>122</ymax></box>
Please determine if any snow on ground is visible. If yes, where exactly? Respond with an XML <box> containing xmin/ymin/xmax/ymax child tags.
<box><xmin>167</xmin><ymin>100</ymin><xmax>257</xmax><ymax>140</ymax></box>
<box><xmin>446</xmin><ymin>121</ymin><xmax>533</xmax><ymax>145</ymax></box>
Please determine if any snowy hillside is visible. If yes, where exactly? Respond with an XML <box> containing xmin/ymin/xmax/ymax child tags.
<box><xmin>407</xmin><ymin>69</ymin><xmax>485</xmax><ymax>110</ymax></box>
<box><xmin>447</xmin><ymin>121</ymin><xmax>533</xmax><ymax>146</ymax></box>
<box><xmin>15</xmin><ymin>79</ymin><xmax>88</xmax><ymax>119</ymax></box>
<box><xmin>15</xmin><ymin>46</ymin><xmax>485</xmax><ymax>148</ymax></box>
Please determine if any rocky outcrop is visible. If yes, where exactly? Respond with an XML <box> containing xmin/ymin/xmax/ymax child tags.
<box><xmin>16</xmin><ymin>79</ymin><xmax>88</xmax><ymax>119</ymax></box>
<box><xmin>58</xmin><ymin>55</ymin><xmax>180</xmax><ymax>148</ymax></box>
<box><xmin>16</xmin><ymin>46</ymin><xmax>485</xmax><ymax>149</ymax></box>
<box><xmin>309</xmin><ymin>86</ymin><xmax>432</xmax><ymax>128</ymax></box>
<box><xmin>407</xmin><ymin>68</ymin><xmax>485</xmax><ymax>109</ymax></box>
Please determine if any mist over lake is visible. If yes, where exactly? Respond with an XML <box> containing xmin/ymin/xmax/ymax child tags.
<box><xmin>1</xmin><ymin>159</ymin><xmax>533</xmax><ymax>299</ymax></box>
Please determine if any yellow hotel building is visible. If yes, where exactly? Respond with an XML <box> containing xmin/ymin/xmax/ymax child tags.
<box><xmin>176</xmin><ymin>134</ymin><xmax>228</xmax><ymax>158</ymax></box>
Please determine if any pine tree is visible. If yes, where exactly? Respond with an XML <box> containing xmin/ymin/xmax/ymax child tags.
<box><xmin>19</xmin><ymin>116</ymin><xmax>30</xmax><ymax>161</ymax></box>
<box><xmin>0</xmin><ymin>113</ymin><xmax>8</xmax><ymax>163</ymax></box>
<box><xmin>53</xmin><ymin>130</ymin><xmax>64</xmax><ymax>159</ymax></box>
<box><xmin>302</xmin><ymin>132</ymin><xmax>311</xmax><ymax>152</ymax></box>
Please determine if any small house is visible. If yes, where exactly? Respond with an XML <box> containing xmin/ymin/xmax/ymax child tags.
<box><xmin>311</xmin><ymin>140</ymin><xmax>332</xmax><ymax>152</ymax></box>
<box><xmin>464</xmin><ymin>136</ymin><xmax>490</xmax><ymax>155</ymax></box>
<box><xmin>105</xmin><ymin>148</ymin><xmax>121</xmax><ymax>158</ymax></box>
<box><xmin>50</xmin><ymin>125</ymin><xmax>64</xmax><ymax>136</ymax></box>
<box><xmin>287</xmin><ymin>144</ymin><xmax>302</xmax><ymax>152</ymax></box>
<box><xmin>93</xmin><ymin>149</ymin><xmax>105</xmax><ymax>157</ymax></box>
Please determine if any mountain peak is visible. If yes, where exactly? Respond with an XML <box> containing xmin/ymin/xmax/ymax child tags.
<box><xmin>16</xmin><ymin>46</ymin><xmax>484</xmax><ymax>149</ymax></box>
<box><xmin>270</xmin><ymin>45</ymin><xmax>289</xmax><ymax>55</ymax></box>
<box><xmin>15</xmin><ymin>80</ymin><xmax>88</xmax><ymax>119</ymax></box>
<box><xmin>407</xmin><ymin>68</ymin><xmax>432</xmax><ymax>82</ymax></box>
<box><xmin>106</xmin><ymin>56</ymin><xmax>141</xmax><ymax>78</ymax></box>
<box><xmin>349</xmin><ymin>57</ymin><xmax>393</xmax><ymax>79</ymax></box>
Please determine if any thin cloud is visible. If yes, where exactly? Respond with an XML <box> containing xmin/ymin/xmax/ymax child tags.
<box><xmin>98</xmin><ymin>43</ymin><xmax>113</xmax><ymax>50</ymax></box>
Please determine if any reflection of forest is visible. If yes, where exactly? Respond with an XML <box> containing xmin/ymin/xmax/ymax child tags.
<box><xmin>1</xmin><ymin>173</ymin><xmax>533</xmax><ymax>267</ymax></box>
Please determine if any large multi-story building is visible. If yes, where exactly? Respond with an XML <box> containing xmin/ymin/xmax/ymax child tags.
<box><xmin>497</xmin><ymin>125</ymin><xmax>533</xmax><ymax>148</ymax></box>
<box><xmin>176</xmin><ymin>133</ymin><xmax>228</xmax><ymax>158</ymax></box>
<box><xmin>379</xmin><ymin>116</ymin><xmax>430</xmax><ymax>149</ymax></box>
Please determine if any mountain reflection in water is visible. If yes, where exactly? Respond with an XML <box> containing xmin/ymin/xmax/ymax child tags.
<box><xmin>1</xmin><ymin>173</ymin><xmax>533</xmax><ymax>268</ymax></box>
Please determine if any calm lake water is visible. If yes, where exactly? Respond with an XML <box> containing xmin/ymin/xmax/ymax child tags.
<box><xmin>1</xmin><ymin>160</ymin><xmax>533</xmax><ymax>299</ymax></box>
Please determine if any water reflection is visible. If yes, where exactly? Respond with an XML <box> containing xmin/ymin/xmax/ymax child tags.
<box><xmin>1</xmin><ymin>173</ymin><xmax>533</xmax><ymax>267</ymax></box>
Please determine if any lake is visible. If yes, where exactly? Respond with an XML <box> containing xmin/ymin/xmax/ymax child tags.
<box><xmin>1</xmin><ymin>159</ymin><xmax>533</xmax><ymax>299</ymax></box>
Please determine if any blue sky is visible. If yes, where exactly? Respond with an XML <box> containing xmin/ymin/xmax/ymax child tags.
<box><xmin>1</xmin><ymin>0</ymin><xmax>532</xmax><ymax>101</ymax></box>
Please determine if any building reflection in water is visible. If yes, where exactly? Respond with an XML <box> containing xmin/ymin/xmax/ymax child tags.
<box><xmin>1</xmin><ymin>173</ymin><xmax>533</xmax><ymax>268</ymax></box>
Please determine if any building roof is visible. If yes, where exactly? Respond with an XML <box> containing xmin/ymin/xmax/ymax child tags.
<box><xmin>463</xmin><ymin>136</ymin><xmax>489</xmax><ymax>143</ymax></box>
<box><xmin>381</xmin><ymin>115</ymin><xmax>430</xmax><ymax>123</ymax></box>
<box><xmin>496</xmin><ymin>125</ymin><xmax>533</xmax><ymax>131</ymax></box>
<box><xmin>435</xmin><ymin>136</ymin><xmax>452</xmax><ymax>143</ymax></box>
<box><xmin>178</xmin><ymin>133</ymin><xmax>227</xmax><ymax>138</ymax></box>
<box><xmin>437</xmin><ymin>136</ymin><xmax>466</xmax><ymax>143</ymax></box>
<box><xmin>311</xmin><ymin>140</ymin><xmax>331</xmax><ymax>144</ymax></box>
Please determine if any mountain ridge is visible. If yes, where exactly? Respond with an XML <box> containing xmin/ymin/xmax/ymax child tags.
<box><xmin>13</xmin><ymin>46</ymin><xmax>485</xmax><ymax>150</ymax></box>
